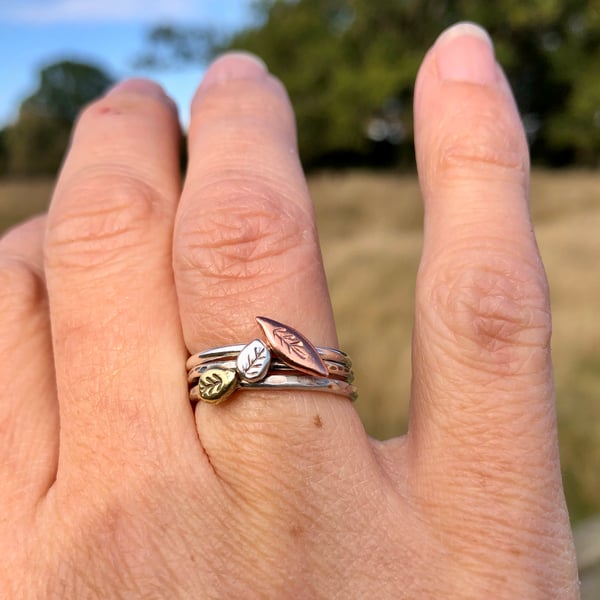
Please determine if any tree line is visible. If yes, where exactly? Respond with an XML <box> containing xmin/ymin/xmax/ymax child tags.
<box><xmin>0</xmin><ymin>61</ymin><xmax>114</xmax><ymax>176</ymax></box>
<box><xmin>4</xmin><ymin>0</ymin><xmax>600</xmax><ymax>176</ymax></box>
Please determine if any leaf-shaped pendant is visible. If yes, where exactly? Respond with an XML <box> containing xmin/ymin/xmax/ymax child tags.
<box><xmin>256</xmin><ymin>316</ymin><xmax>328</xmax><ymax>377</ymax></box>
<box><xmin>198</xmin><ymin>368</ymin><xmax>238</xmax><ymax>404</ymax></box>
<box><xmin>236</xmin><ymin>339</ymin><xmax>271</xmax><ymax>382</ymax></box>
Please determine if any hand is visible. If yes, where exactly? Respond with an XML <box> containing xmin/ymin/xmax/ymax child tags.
<box><xmin>0</xmin><ymin>23</ymin><xmax>578</xmax><ymax>599</ymax></box>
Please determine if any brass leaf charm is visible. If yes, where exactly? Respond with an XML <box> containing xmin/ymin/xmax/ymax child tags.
<box><xmin>198</xmin><ymin>368</ymin><xmax>238</xmax><ymax>404</ymax></box>
<box><xmin>236</xmin><ymin>339</ymin><xmax>271</xmax><ymax>382</ymax></box>
<box><xmin>256</xmin><ymin>316</ymin><xmax>328</xmax><ymax>377</ymax></box>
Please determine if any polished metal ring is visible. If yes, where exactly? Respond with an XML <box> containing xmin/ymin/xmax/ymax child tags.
<box><xmin>190</xmin><ymin>374</ymin><xmax>357</xmax><ymax>404</ymax></box>
<box><xmin>188</xmin><ymin>359</ymin><xmax>353</xmax><ymax>384</ymax></box>
<box><xmin>187</xmin><ymin>316</ymin><xmax>357</xmax><ymax>405</ymax></box>
<box><xmin>186</xmin><ymin>344</ymin><xmax>352</xmax><ymax>371</ymax></box>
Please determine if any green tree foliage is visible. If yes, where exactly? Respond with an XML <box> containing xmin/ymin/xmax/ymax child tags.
<box><xmin>0</xmin><ymin>128</ymin><xmax>8</xmax><ymax>175</ymax></box>
<box><xmin>5</xmin><ymin>112</ymin><xmax>73</xmax><ymax>176</ymax></box>
<box><xmin>231</xmin><ymin>0</ymin><xmax>443</xmax><ymax>166</ymax></box>
<box><xmin>138</xmin><ymin>0</ymin><xmax>600</xmax><ymax>168</ymax></box>
<box><xmin>133</xmin><ymin>25</ymin><xmax>222</xmax><ymax>69</ymax></box>
<box><xmin>4</xmin><ymin>61</ymin><xmax>113</xmax><ymax>176</ymax></box>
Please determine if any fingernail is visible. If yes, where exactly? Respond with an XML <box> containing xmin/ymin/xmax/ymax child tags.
<box><xmin>107</xmin><ymin>78</ymin><xmax>171</xmax><ymax>102</ymax></box>
<box><xmin>435</xmin><ymin>22</ymin><xmax>497</xmax><ymax>85</ymax></box>
<box><xmin>201</xmin><ymin>52</ymin><xmax>268</xmax><ymax>89</ymax></box>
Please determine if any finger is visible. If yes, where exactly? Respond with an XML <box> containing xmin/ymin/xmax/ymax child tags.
<box><xmin>0</xmin><ymin>216</ymin><xmax>58</xmax><ymax>509</ymax></box>
<box><xmin>174</xmin><ymin>55</ymin><xmax>368</xmax><ymax>475</ymax></box>
<box><xmin>409</xmin><ymin>21</ymin><xmax>571</xmax><ymax>555</ymax></box>
<box><xmin>45</xmin><ymin>80</ymin><xmax>195</xmax><ymax>475</ymax></box>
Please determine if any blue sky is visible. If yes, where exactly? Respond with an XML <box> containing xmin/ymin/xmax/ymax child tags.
<box><xmin>0</xmin><ymin>0</ymin><xmax>255</xmax><ymax>127</ymax></box>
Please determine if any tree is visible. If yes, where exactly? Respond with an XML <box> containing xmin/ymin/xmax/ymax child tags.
<box><xmin>0</xmin><ymin>128</ymin><xmax>8</xmax><ymax>175</ymax></box>
<box><xmin>5</xmin><ymin>60</ymin><xmax>114</xmax><ymax>176</ymax></box>
<box><xmin>5</xmin><ymin>112</ymin><xmax>73</xmax><ymax>176</ymax></box>
<box><xmin>137</xmin><ymin>0</ymin><xmax>600</xmax><ymax>168</ymax></box>
<box><xmin>226</xmin><ymin>0</ymin><xmax>440</xmax><ymax>166</ymax></box>
<box><xmin>20</xmin><ymin>60</ymin><xmax>114</xmax><ymax>123</ymax></box>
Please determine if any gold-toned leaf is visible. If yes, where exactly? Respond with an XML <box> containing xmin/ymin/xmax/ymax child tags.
<box><xmin>236</xmin><ymin>339</ymin><xmax>271</xmax><ymax>382</ymax></box>
<box><xmin>256</xmin><ymin>316</ymin><xmax>328</xmax><ymax>377</ymax></box>
<box><xmin>198</xmin><ymin>368</ymin><xmax>237</xmax><ymax>404</ymax></box>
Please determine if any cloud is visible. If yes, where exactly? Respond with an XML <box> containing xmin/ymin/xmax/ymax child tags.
<box><xmin>0</xmin><ymin>0</ymin><xmax>250</xmax><ymax>24</ymax></box>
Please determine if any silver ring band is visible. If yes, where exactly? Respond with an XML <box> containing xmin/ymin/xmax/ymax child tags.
<box><xmin>186</xmin><ymin>344</ymin><xmax>351</xmax><ymax>371</ymax></box>
<box><xmin>188</xmin><ymin>359</ymin><xmax>353</xmax><ymax>384</ymax></box>
<box><xmin>190</xmin><ymin>374</ymin><xmax>357</xmax><ymax>404</ymax></box>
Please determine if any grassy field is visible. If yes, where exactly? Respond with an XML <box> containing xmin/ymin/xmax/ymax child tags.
<box><xmin>1</xmin><ymin>170</ymin><xmax>599</xmax><ymax>524</ymax></box>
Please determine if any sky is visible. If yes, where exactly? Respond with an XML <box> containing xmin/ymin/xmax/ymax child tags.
<box><xmin>0</xmin><ymin>0</ymin><xmax>255</xmax><ymax>127</ymax></box>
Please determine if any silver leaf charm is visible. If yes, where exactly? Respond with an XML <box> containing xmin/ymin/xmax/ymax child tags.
<box><xmin>236</xmin><ymin>339</ymin><xmax>271</xmax><ymax>382</ymax></box>
<box><xmin>255</xmin><ymin>316</ymin><xmax>328</xmax><ymax>377</ymax></box>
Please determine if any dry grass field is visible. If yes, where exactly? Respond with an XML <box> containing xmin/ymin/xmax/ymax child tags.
<box><xmin>1</xmin><ymin>171</ymin><xmax>599</xmax><ymax>527</ymax></box>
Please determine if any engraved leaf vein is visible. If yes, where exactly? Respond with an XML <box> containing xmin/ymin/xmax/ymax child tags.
<box><xmin>200</xmin><ymin>372</ymin><xmax>224</xmax><ymax>396</ymax></box>
<box><xmin>244</xmin><ymin>346</ymin><xmax>267</xmax><ymax>377</ymax></box>
<box><xmin>274</xmin><ymin>327</ymin><xmax>308</xmax><ymax>359</ymax></box>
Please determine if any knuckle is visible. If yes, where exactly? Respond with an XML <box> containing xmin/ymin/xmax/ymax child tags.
<box><xmin>47</xmin><ymin>171</ymin><xmax>166</xmax><ymax>269</ymax></box>
<box><xmin>421</xmin><ymin>251</ymin><xmax>551</xmax><ymax>375</ymax></box>
<box><xmin>440</xmin><ymin>395</ymin><xmax>555</xmax><ymax>465</ymax></box>
<box><xmin>176</xmin><ymin>180</ymin><xmax>312</xmax><ymax>294</ymax></box>
<box><xmin>435</xmin><ymin>99</ymin><xmax>528</xmax><ymax>184</ymax></box>
<box><xmin>0</xmin><ymin>255</ymin><xmax>44</xmax><ymax>320</ymax></box>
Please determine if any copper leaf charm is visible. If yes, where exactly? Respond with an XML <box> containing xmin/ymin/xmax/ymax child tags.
<box><xmin>198</xmin><ymin>368</ymin><xmax>238</xmax><ymax>404</ymax></box>
<box><xmin>236</xmin><ymin>339</ymin><xmax>271</xmax><ymax>382</ymax></box>
<box><xmin>256</xmin><ymin>316</ymin><xmax>328</xmax><ymax>377</ymax></box>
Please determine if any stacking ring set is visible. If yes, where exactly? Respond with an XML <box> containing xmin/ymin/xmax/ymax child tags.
<box><xmin>187</xmin><ymin>316</ymin><xmax>357</xmax><ymax>405</ymax></box>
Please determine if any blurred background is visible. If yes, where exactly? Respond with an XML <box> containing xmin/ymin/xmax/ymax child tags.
<box><xmin>1</xmin><ymin>0</ymin><xmax>599</xmax><ymax>593</ymax></box>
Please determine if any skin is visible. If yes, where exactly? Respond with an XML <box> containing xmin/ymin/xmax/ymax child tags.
<box><xmin>0</xmin><ymin>23</ymin><xmax>579</xmax><ymax>599</ymax></box>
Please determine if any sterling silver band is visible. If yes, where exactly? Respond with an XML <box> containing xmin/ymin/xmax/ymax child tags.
<box><xmin>186</xmin><ymin>344</ymin><xmax>352</xmax><ymax>371</ymax></box>
<box><xmin>190</xmin><ymin>374</ymin><xmax>358</xmax><ymax>403</ymax></box>
<box><xmin>188</xmin><ymin>358</ymin><xmax>353</xmax><ymax>383</ymax></box>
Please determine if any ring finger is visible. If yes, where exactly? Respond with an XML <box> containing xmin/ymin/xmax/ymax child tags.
<box><xmin>174</xmin><ymin>54</ymin><xmax>370</xmax><ymax>480</ymax></box>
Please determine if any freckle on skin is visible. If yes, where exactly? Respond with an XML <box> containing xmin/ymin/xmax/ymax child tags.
<box><xmin>290</xmin><ymin>524</ymin><xmax>303</xmax><ymax>537</ymax></box>
<box><xmin>313</xmin><ymin>414</ymin><xmax>322</xmax><ymax>428</ymax></box>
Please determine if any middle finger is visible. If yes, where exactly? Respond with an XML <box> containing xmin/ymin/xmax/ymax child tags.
<box><xmin>174</xmin><ymin>55</ymin><xmax>368</xmax><ymax>475</ymax></box>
